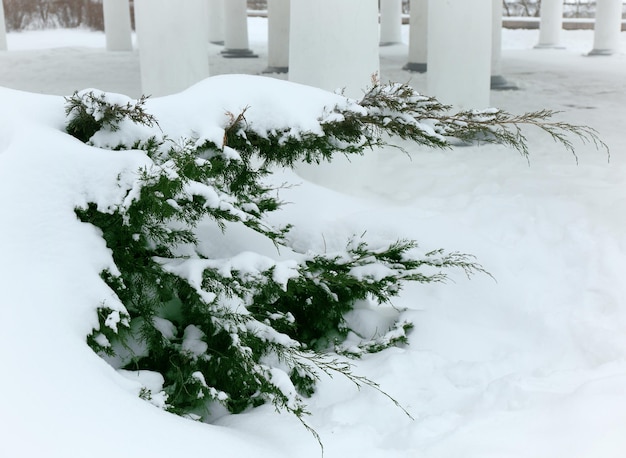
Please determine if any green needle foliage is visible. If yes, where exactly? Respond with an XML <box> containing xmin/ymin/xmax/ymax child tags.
<box><xmin>65</xmin><ymin>90</ymin><xmax>156</xmax><ymax>143</ymax></box>
<box><xmin>67</xmin><ymin>78</ymin><xmax>606</xmax><ymax>445</ymax></box>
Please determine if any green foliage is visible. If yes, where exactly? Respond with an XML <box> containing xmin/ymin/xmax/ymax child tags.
<box><xmin>249</xmin><ymin>239</ymin><xmax>486</xmax><ymax>350</ymax></box>
<box><xmin>65</xmin><ymin>90</ymin><xmax>157</xmax><ymax>143</ymax></box>
<box><xmin>67</xmin><ymin>79</ymin><xmax>605</xmax><ymax>444</ymax></box>
<box><xmin>218</xmin><ymin>77</ymin><xmax>607</xmax><ymax>168</ymax></box>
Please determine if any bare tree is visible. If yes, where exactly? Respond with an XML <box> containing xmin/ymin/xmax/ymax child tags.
<box><xmin>2</xmin><ymin>0</ymin><xmax>104</xmax><ymax>30</ymax></box>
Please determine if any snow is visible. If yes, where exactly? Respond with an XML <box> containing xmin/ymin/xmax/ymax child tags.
<box><xmin>117</xmin><ymin>369</ymin><xmax>168</xmax><ymax>408</ymax></box>
<box><xmin>1</xmin><ymin>17</ymin><xmax>626</xmax><ymax>458</ymax></box>
<box><xmin>145</xmin><ymin>74</ymin><xmax>359</xmax><ymax>149</ymax></box>
<box><xmin>182</xmin><ymin>325</ymin><xmax>209</xmax><ymax>357</ymax></box>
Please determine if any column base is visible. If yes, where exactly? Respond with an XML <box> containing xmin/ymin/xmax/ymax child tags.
<box><xmin>491</xmin><ymin>75</ymin><xmax>519</xmax><ymax>91</ymax></box>
<box><xmin>263</xmin><ymin>66</ymin><xmax>289</xmax><ymax>74</ymax></box>
<box><xmin>587</xmin><ymin>48</ymin><xmax>615</xmax><ymax>56</ymax></box>
<box><xmin>379</xmin><ymin>41</ymin><xmax>402</xmax><ymax>47</ymax></box>
<box><xmin>210</xmin><ymin>40</ymin><xmax>224</xmax><ymax>45</ymax></box>
<box><xmin>403</xmin><ymin>62</ymin><xmax>427</xmax><ymax>73</ymax></box>
<box><xmin>534</xmin><ymin>43</ymin><xmax>566</xmax><ymax>49</ymax></box>
<box><xmin>221</xmin><ymin>48</ymin><xmax>259</xmax><ymax>58</ymax></box>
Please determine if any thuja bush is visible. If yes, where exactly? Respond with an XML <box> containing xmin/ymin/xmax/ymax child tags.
<box><xmin>67</xmin><ymin>79</ymin><xmax>605</xmax><ymax>439</ymax></box>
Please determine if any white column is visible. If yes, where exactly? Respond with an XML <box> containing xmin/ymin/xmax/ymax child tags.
<box><xmin>535</xmin><ymin>0</ymin><xmax>564</xmax><ymax>48</ymax></box>
<box><xmin>491</xmin><ymin>0</ymin><xmax>517</xmax><ymax>90</ymax></box>
<box><xmin>208</xmin><ymin>0</ymin><xmax>225</xmax><ymax>45</ymax></box>
<box><xmin>0</xmin><ymin>0</ymin><xmax>7</xmax><ymax>51</ymax></box>
<box><xmin>103</xmin><ymin>0</ymin><xmax>132</xmax><ymax>51</ymax></box>
<box><xmin>380</xmin><ymin>0</ymin><xmax>403</xmax><ymax>46</ymax></box>
<box><xmin>222</xmin><ymin>0</ymin><xmax>257</xmax><ymax>57</ymax></box>
<box><xmin>427</xmin><ymin>0</ymin><xmax>492</xmax><ymax>109</ymax></box>
<box><xmin>265</xmin><ymin>0</ymin><xmax>290</xmax><ymax>73</ymax></box>
<box><xmin>289</xmin><ymin>0</ymin><xmax>379</xmax><ymax>99</ymax></box>
<box><xmin>589</xmin><ymin>0</ymin><xmax>623</xmax><ymax>55</ymax></box>
<box><xmin>134</xmin><ymin>0</ymin><xmax>209</xmax><ymax>97</ymax></box>
<box><xmin>404</xmin><ymin>0</ymin><xmax>427</xmax><ymax>72</ymax></box>
<box><xmin>290</xmin><ymin>0</ymin><xmax>380</xmax><ymax>189</ymax></box>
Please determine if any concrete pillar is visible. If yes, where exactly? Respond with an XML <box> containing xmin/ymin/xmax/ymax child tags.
<box><xmin>427</xmin><ymin>0</ymin><xmax>492</xmax><ymax>109</ymax></box>
<box><xmin>290</xmin><ymin>0</ymin><xmax>380</xmax><ymax>189</ymax></box>
<box><xmin>222</xmin><ymin>0</ymin><xmax>257</xmax><ymax>57</ymax></box>
<box><xmin>134</xmin><ymin>0</ymin><xmax>209</xmax><ymax>97</ymax></box>
<box><xmin>265</xmin><ymin>0</ymin><xmax>290</xmax><ymax>73</ymax></box>
<box><xmin>0</xmin><ymin>0</ymin><xmax>7</xmax><ymax>51</ymax></box>
<box><xmin>103</xmin><ymin>0</ymin><xmax>133</xmax><ymax>51</ymax></box>
<box><xmin>403</xmin><ymin>0</ymin><xmax>428</xmax><ymax>72</ymax></box>
<box><xmin>208</xmin><ymin>0</ymin><xmax>225</xmax><ymax>45</ymax></box>
<box><xmin>289</xmin><ymin>0</ymin><xmax>379</xmax><ymax>99</ymax></box>
<box><xmin>589</xmin><ymin>0</ymin><xmax>623</xmax><ymax>55</ymax></box>
<box><xmin>380</xmin><ymin>0</ymin><xmax>403</xmax><ymax>46</ymax></box>
<box><xmin>535</xmin><ymin>0</ymin><xmax>564</xmax><ymax>48</ymax></box>
<box><xmin>491</xmin><ymin>0</ymin><xmax>517</xmax><ymax>90</ymax></box>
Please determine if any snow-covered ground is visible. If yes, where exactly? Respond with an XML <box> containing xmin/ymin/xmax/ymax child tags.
<box><xmin>1</xmin><ymin>18</ymin><xmax>626</xmax><ymax>458</ymax></box>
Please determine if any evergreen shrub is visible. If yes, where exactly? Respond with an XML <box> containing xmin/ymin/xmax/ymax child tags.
<box><xmin>66</xmin><ymin>78</ymin><xmax>605</xmax><ymax>441</ymax></box>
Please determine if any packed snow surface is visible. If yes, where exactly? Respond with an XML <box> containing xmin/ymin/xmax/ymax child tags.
<box><xmin>1</xmin><ymin>19</ymin><xmax>626</xmax><ymax>458</ymax></box>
